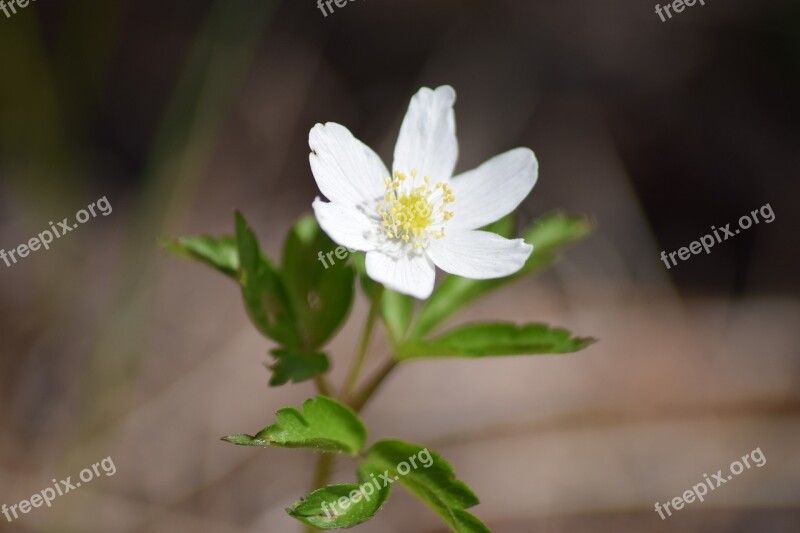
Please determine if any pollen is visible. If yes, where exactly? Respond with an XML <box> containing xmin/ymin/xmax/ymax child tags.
<box><xmin>376</xmin><ymin>170</ymin><xmax>454</xmax><ymax>249</ymax></box>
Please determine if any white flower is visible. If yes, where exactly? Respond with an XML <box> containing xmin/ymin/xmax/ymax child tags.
<box><xmin>309</xmin><ymin>85</ymin><xmax>537</xmax><ymax>299</ymax></box>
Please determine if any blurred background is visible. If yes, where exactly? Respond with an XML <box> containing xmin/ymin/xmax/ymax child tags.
<box><xmin>1</xmin><ymin>0</ymin><xmax>799</xmax><ymax>531</ymax></box>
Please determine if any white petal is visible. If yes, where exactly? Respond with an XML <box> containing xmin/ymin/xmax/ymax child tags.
<box><xmin>365</xmin><ymin>251</ymin><xmax>435</xmax><ymax>299</ymax></box>
<box><xmin>448</xmin><ymin>148</ymin><xmax>538</xmax><ymax>230</ymax></box>
<box><xmin>393</xmin><ymin>86</ymin><xmax>458</xmax><ymax>183</ymax></box>
<box><xmin>427</xmin><ymin>229</ymin><xmax>532</xmax><ymax>279</ymax></box>
<box><xmin>313</xmin><ymin>198</ymin><xmax>377</xmax><ymax>251</ymax></box>
<box><xmin>309</xmin><ymin>123</ymin><xmax>389</xmax><ymax>207</ymax></box>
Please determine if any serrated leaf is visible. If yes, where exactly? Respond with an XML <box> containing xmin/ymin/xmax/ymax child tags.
<box><xmin>359</xmin><ymin>440</ymin><xmax>489</xmax><ymax>533</ymax></box>
<box><xmin>281</xmin><ymin>215</ymin><xmax>355</xmax><ymax>350</ymax></box>
<box><xmin>235</xmin><ymin>211</ymin><xmax>298</xmax><ymax>347</ymax></box>
<box><xmin>396</xmin><ymin>322</ymin><xmax>595</xmax><ymax>361</ymax></box>
<box><xmin>221</xmin><ymin>396</ymin><xmax>366</xmax><ymax>455</ymax></box>
<box><xmin>268</xmin><ymin>349</ymin><xmax>329</xmax><ymax>386</ymax></box>
<box><xmin>161</xmin><ymin>235</ymin><xmax>239</xmax><ymax>278</ymax></box>
<box><xmin>286</xmin><ymin>474</ymin><xmax>391</xmax><ymax>529</ymax></box>
<box><xmin>411</xmin><ymin>213</ymin><xmax>590</xmax><ymax>338</ymax></box>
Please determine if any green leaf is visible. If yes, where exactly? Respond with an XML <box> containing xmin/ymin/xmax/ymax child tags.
<box><xmin>268</xmin><ymin>349</ymin><xmax>329</xmax><ymax>386</ymax></box>
<box><xmin>221</xmin><ymin>396</ymin><xmax>366</xmax><ymax>455</ymax></box>
<box><xmin>482</xmin><ymin>213</ymin><xmax>516</xmax><ymax>239</ymax></box>
<box><xmin>519</xmin><ymin>212</ymin><xmax>591</xmax><ymax>274</ymax></box>
<box><xmin>408</xmin><ymin>276</ymin><xmax>483</xmax><ymax>339</ymax></box>
<box><xmin>359</xmin><ymin>440</ymin><xmax>489</xmax><ymax>533</ymax></box>
<box><xmin>161</xmin><ymin>235</ymin><xmax>239</xmax><ymax>278</ymax></box>
<box><xmin>411</xmin><ymin>213</ymin><xmax>590</xmax><ymax>338</ymax></box>
<box><xmin>379</xmin><ymin>289</ymin><xmax>414</xmax><ymax>342</ymax></box>
<box><xmin>353</xmin><ymin>253</ymin><xmax>415</xmax><ymax>343</ymax></box>
<box><xmin>235</xmin><ymin>211</ymin><xmax>298</xmax><ymax>347</ymax></box>
<box><xmin>286</xmin><ymin>474</ymin><xmax>391</xmax><ymax>529</ymax></box>
<box><xmin>281</xmin><ymin>215</ymin><xmax>355</xmax><ymax>350</ymax></box>
<box><xmin>396</xmin><ymin>322</ymin><xmax>595</xmax><ymax>361</ymax></box>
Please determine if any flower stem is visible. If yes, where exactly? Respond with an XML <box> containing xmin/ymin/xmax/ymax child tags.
<box><xmin>342</xmin><ymin>285</ymin><xmax>384</xmax><ymax>403</ymax></box>
<box><xmin>304</xmin><ymin>453</ymin><xmax>334</xmax><ymax>533</ymax></box>
<box><xmin>350</xmin><ymin>358</ymin><xmax>398</xmax><ymax>413</ymax></box>
<box><xmin>314</xmin><ymin>374</ymin><xmax>333</xmax><ymax>397</ymax></box>
<box><xmin>303</xmin><ymin>287</ymin><xmax>390</xmax><ymax>532</ymax></box>
<box><xmin>310</xmin><ymin>452</ymin><xmax>334</xmax><ymax>491</ymax></box>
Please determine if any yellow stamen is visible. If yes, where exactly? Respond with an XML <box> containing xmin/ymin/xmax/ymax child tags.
<box><xmin>375</xmin><ymin>170</ymin><xmax>455</xmax><ymax>248</ymax></box>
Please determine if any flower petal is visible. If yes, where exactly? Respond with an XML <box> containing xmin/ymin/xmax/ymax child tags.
<box><xmin>427</xmin><ymin>229</ymin><xmax>532</xmax><ymax>279</ymax></box>
<box><xmin>309</xmin><ymin>123</ymin><xmax>389</xmax><ymax>207</ymax></box>
<box><xmin>393</xmin><ymin>86</ymin><xmax>458</xmax><ymax>184</ymax></box>
<box><xmin>365</xmin><ymin>251</ymin><xmax>435</xmax><ymax>299</ymax></box>
<box><xmin>313</xmin><ymin>198</ymin><xmax>377</xmax><ymax>252</ymax></box>
<box><xmin>448</xmin><ymin>148</ymin><xmax>538</xmax><ymax>230</ymax></box>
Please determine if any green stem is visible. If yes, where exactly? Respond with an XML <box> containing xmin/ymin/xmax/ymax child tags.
<box><xmin>305</xmin><ymin>453</ymin><xmax>335</xmax><ymax>533</ymax></box>
<box><xmin>341</xmin><ymin>285</ymin><xmax>384</xmax><ymax>403</ymax></box>
<box><xmin>304</xmin><ymin>287</ymin><xmax>392</xmax><ymax>531</ymax></box>
<box><xmin>314</xmin><ymin>374</ymin><xmax>333</xmax><ymax>397</ymax></box>
<box><xmin>350</xmin><ymin>358</ymin><xmax>398</xmax><ymax>413</ymax></box>
<box><xmin>310</xmin><ymin>452</ymin><xmax>334</xmax><ymax>490</ymax></box>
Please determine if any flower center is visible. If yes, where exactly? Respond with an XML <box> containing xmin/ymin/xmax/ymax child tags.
<box><xmin>376</xmin><ymin>170</ymin><xmax>455</xmax><ymax>249</ymax></box>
